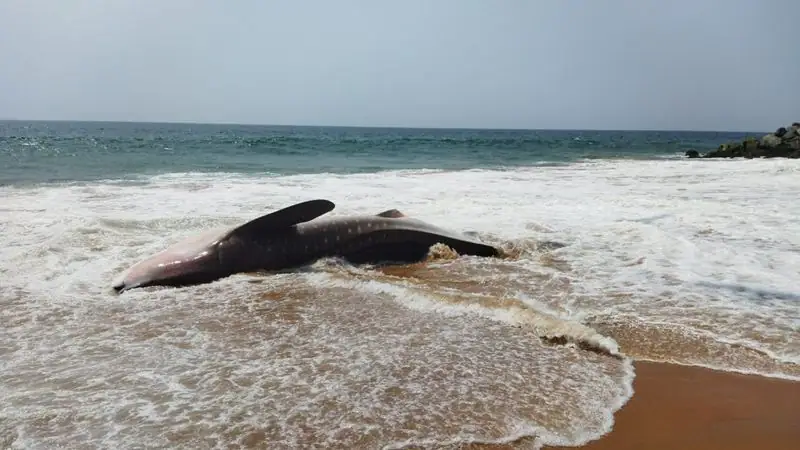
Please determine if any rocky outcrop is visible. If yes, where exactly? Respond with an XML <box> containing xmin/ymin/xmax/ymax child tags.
<box><xmin>686</xmin><ymin>122</ymin><xmax>800</xmax><ymax>159</ymax></box>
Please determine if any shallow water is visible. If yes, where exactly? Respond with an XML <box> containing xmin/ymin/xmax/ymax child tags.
<box><xmin>2</xmin><ymin>157</ymin><xmax>799</xmax><ymax>448</ymax></box>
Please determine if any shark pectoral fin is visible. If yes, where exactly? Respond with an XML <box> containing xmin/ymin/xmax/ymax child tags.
<box><xmin>376</xmin><ymin>209</ymin><xmax>406</xmax><ymax>218</ymax></box>
<box><xmin>229</xmin><ymin>199</ymin><xmax>336</xmax><ymax>237</ymax></box>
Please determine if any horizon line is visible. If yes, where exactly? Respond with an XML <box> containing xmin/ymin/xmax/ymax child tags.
<box><xmin>0</xmin><ymin>117</ymin><xmax>774</xmax><ymax>135</ymax></box>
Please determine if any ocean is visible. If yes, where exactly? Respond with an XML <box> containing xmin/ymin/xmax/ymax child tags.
<box><xmin>1</xmin><ymin>120</ymin><xmax>798</xmax><ymax>449</ymax></box>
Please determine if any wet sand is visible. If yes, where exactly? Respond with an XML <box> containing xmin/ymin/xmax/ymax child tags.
<box><xmin>470</xmin><ymin>361</ymin><xmax>800</xmax><ymax>450</ymax></box>
<box><xmin>548</xmin><ymin>361</ymin><xmax>800</xmax><ymax>450</ymax></box>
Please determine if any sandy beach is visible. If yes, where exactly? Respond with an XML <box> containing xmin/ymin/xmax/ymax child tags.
<box><xmin>473</xmin><ymin>361</ymin><xmax>800</xmax><ymax>450</ymax></box>
<box><xmin>554</xmin><ymin>361</ymin><xmax>800</xmax><ymax>449</ymax></box>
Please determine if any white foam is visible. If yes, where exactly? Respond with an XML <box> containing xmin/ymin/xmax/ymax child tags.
<box><xmin>2</xmin><ymin>157</ymin><xmax>799</xmax><ymax>447</ymax></box>
<box><xmin>0</xmin><ymin>270</ymin><xmax>635</xmax><ymax>448</ymax></box>
<box><xmin>313</xmin><ymin>269</ymin><xmax>622</xmax><ymax>357</ymax></box>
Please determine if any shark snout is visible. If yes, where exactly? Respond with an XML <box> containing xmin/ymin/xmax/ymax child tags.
<box><xmin>112</xmin><ymin>280</ymin><xmax>127</xmax><ymax>293</ymax></box>
<box><xmin>112</xmin><ymin>272</ymin><xmax>136</xmax><ymax>294</ymax></box>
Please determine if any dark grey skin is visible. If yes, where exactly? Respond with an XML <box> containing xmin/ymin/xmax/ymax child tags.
<box><xmin>112</xmin><ymin>199</ymin><xmax>502</xmax><ymax>293</ymax></box>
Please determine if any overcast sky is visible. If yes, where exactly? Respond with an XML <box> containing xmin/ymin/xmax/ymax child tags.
<box><xmin>1</xmin><ymin>0</ymin><xmax>797</xmax><ymax>131</ymax></box>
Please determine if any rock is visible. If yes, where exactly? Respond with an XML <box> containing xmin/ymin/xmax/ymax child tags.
<box><xmin>761</xmin><ymin>145</ymin><xmax>796</xmax><ymax>158</ymax></box>
<box><xmin>695</xmin><ymin>122</ymin><xmax>800</xmax><ymax>159</ymax></box>
<box><xmin>760</xmin><ymin>133</ymin><xmax>783</xmax><ymax>148</ymax></box>
<box><xmin>743</xmin><ymin>137</ymin><xmax>759</xmax><ymax>151</ymax></box>
<box><xmin>703</xmin><ymin>143</ymin><xmax>743</xmax><ymax>158</ymax></box>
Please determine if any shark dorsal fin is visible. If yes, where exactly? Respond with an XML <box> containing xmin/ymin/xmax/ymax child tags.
<box><xmin>228</xmin><ymin>199</ymin><xmax>335</xmax><ymax>238</ymax></box>
<box><xmin>376</xmin><ymin>209</ymin><xmax>406</xmax><ymax>218</ymax></box>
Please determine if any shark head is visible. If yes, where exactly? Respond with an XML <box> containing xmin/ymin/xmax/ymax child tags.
<box><xmin>112</xmin><ymin>199</ymin><xmax>336</xmax><ymax>293</ymax></box>
<box><xmin>112</xmin><ymin>227</ymin><xmax>230</xmax><ymax>293</ymax></box>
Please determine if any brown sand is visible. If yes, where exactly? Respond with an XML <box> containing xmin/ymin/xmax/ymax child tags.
<box><xmin>469</xmin><ymin>361</ymin><xmax>800</xmax><ymax>450</ymax></box>
<box><xmin>553</xmin><ymin>361</ymin><xmax>800</xmax><ymax>450</ymax></box>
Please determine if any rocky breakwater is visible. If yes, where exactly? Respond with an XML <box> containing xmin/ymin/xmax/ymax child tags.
<box><xmin>685</xmin><ymin>122</ymin><xmax>800</xmax><ymax>159</ymax></box>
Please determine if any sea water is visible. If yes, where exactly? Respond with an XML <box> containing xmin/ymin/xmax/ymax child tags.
<box><xmin>1</xmin><ymin>121</ymin><xmax>797</xmax><ymax>449</ymax></box>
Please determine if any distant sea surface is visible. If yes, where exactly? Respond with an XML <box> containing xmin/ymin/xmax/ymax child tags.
<box><xmin>1</xmin><ymin>121</ymin><xmax>797</xmax><ymax>449</ymax></box>
<box><xmin>0</xmin><ymin>120</ymin><xmax>759</xmax><ymax>185</ymax></box>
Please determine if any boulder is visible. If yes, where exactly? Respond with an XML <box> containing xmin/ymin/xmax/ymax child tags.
<box><xmin>785</xmin><ymin>128</ymin><xmax>798</xmax><ymax>140</ymax></box>
<box><xmin>763</xmin><ymin>146</ymin><xmax>798</xmax><ymax>158</ymax></box>
<box><xmin>775</xmin><ymin>127</ymin><xmax>787</xmax><ymax>137</ymax></box>
<box><xmin>703</xmin><ymin>143</ymin><xmax>744</xmax><ymax>158</ymax></box>
<box><xmin>743</xmin><ymin>137</ymin><xmax>759</xmax><ymax>151</ymax></box>
<box><xmin>760</xmin><ymin>133</ymin><xmax>783</xmax><ymax>148</ymax></box>
<box><xmin>685</xmin><ymin>150</ymin><xmax>700</xmax><ymax>158</ymax></box>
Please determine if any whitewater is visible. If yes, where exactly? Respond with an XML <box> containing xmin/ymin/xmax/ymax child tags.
<box><xmin>1</xmin><ymin>157</ymin><xmax>798</xmax><ymax>449</ymax></box>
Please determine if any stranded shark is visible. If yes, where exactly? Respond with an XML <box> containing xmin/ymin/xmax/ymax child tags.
<box><xmin>112</xmin><ymin>199</ymin><xmax>502</xmax><ymax>293</ymax></box>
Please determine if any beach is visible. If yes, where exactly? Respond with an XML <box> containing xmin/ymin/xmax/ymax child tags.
<box><xmin>550</xmin><ymin>361</ymin><xmax>800</xmax><ymax>450</ymax></box>
<box><xmin>2</xmin><ymin>122</ymin><xmax>798</xmax><ymax>449</ymax></box>
<box><xmin>469</xmin><ymin>361</ymin><xmax>800</xmax><ymax>450</ymax></box>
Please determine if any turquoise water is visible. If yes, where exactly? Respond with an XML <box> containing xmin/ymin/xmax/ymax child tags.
<box><xmin>0</xmin><ymin>120</ymin><xmax>754</xmax><ymax>185</ymax></box>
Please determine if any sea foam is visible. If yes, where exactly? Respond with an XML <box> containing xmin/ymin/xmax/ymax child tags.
<box><xmin>1</xmin><ymin>157</ymin><xmax>798</xmax><ymax>448</ymax></box>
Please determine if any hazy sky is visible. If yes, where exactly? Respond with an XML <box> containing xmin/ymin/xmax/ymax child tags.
<box><xmin>1</xmin><ymin>0</ymin><xmax>797</xmax><ymax>131</ymax></box>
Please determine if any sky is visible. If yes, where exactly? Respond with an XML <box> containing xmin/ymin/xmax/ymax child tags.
<box><xmin>1</xmin><ymin>0</ymin><xmax>798</xmax><ymax>131</ymax></box>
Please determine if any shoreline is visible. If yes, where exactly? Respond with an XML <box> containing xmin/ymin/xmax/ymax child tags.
<box><xmin>466</xmin><ymin>361</ymin><xmax>800</xmax><ymax>450</ymax></box>
<box><xmin>550</xmin><ymin>361</ymin><xmax>800</xmax><ymax>449</ymax></box>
